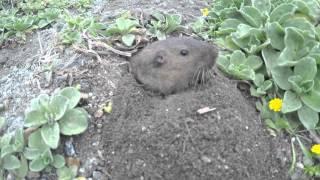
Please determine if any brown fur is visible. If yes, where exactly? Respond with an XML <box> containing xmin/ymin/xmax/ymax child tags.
<box><xmin>130</xmin><ymin>37</ymin><xmax>219</xmax><ymax>95</ymax></box>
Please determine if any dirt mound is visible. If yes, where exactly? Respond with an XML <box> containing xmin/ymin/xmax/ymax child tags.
<box><xmin>101</xmin><ymin>70</ymin><xmax>289</xmax><ymax>180</ymax></box>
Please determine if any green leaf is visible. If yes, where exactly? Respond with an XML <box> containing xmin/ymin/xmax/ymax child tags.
<box><xmin>281</xmin><ymin>91</ymin><xmax>302</xmax><ymax>113</ymax></box>
<box><xmin>41</xmin><ymin>123</ymin><xmax>60</xmax><ymax>149</ymax></box>
<box><xmin>0</xmin><ymin>134</ymin><xmax>12</xmax><ymax>147</ymax></box>
<box><xmin>29</xmin><ymin>157</ymin><xmax>47</xmax><ymax>172</ymax></box>
<box><xmin>23</xmin><ymin>147</ymin><xmax>42</xmax><ymax>160</ymax></box>
<box><xmin>14</xmin><ymin>155</ymin><xmax>28</xmax><ymax>178</ymax></box>
<box><xmin>284</xmin><ymin>27</ymin><xmax>305</xmax><ymax>51</ymax></box>
<box><xmin>49</xmin><ymin>95</ymin><xmax>69</xmax><ymax>120</ymax></box>
<box><xmin>59</xmin><ymin>108</ymin><xmax>88</xmax><ymax>135</ymax></box>
<box><xmin>253</xmin><ymin>74</ymin><xmax>265</xmax><ymax>87</ymax></box>
<box><xmin>252</xmin><ymin>0</ymin><xmax>271</xmax><ymax>14</ymax></box>
<box><xmin>265</xmin><ymin>22</ymin><xmax>285</xmax><ymax>50</ymax></box>
<box><xmin>59</xmin><ymin>87</ymin><xmax>81</xmax><ymax>109</ymax></box>
<box><xmin>298</xmin><ymin>105</ymin><xmax>319</xmax><ymax>129</ymax></box>
<box><xmin>3</xmin><ymin>155</ymin><xmax>21</xmax><ymax>170</ymax></box>
<box><xmin>246</xmin><ymin>55</ymin><xmax>263</xmax><ymax>70</ymax></box>
<box><xmin>283</xmin><ymin>17</ymin><xmax>315</xmax><ymax>38</ymax></box>
<box><xmin>230</xmin><ymin>50</ymin><xmax>246</xmax><ymax>65</ymax></box>
<box><xmin>271</xmin><ymin>66</ymin><xmax>293</xmax><ymax>90</ymax></box>
<box><xmin>13</xmin><ymin>128</ymin><xmax>25</xmax><ymax>152</ymax></box>
<box><xmin>270</xmin><ymin>3</ymin><xmax>297</xmax><ymax>23</ymax></box>
<box><xmin>28</xmin><ymin>130</ymin><xmax>49</xmax><ymax>151</ymax></box>
<box><xmin>262</xmin><ymin>46</ymin><xmax>280</xmax><ymax>76</ymax></box>
<box><xmin>121</xmin><ymin>34</ymin><xmax>135</xmax><ymax>47</ymax></box>
<box><xmin>52</xmin><ymin>154</ymin><xmax>65</xmax><ymax>168</ymax></box>
<box><xmin>35</xmin><ymin>94</ymin><xmax>50</xmax><ymax>111</ymax></box>
<box><xmin>293</xmin><ymin>57</ymin><xmax>317</xmax><ymax>80</ymax></box>
<box><xmin>24</xmin><ymin>110</ymin><xmax>47</xmax><ymax>128</ymax></box>
<box><xmin>165</xmin><ymin>14</ymin><xmax>182</xmax><ymax>33</ymax></box>
<box><xmin>301</xmin><ymin>89</ymin><xmax>320</xmax><ymax>112</ymax></box>
<box><xmin>57</xmin><ymin>166</ymin><xmax>76</xmax><ymax>180</ymax></box>
<box><xmin>239</xmin><ymin>6</ymin><xmax>264</xmax><ymax>27</ymax></box>
<box><xmin>1</xmin><ymin>145</ymin><xmax>15</xmax><ymax>158</ymax></box>
<box><xmin>218</xmin><ymin>19</ymin><xmax>242</xmax><ymax>34</ymax></box>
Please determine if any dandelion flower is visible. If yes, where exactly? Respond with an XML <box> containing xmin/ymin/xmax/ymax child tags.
<box><xmin>268</xmin><ymin>98</ymin><xmax>282</xmax><ymax>112</ymax></box>
<box><xmin>311</xmin><ymin>144</ymin><xmax>320</xmax><ymax>155</ymax></box>
<box><xmin>201</xmin><ymin>8</ymin><xmax>209</xmax><ymax>17</ymax></box>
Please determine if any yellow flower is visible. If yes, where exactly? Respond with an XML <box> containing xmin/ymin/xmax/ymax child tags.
<box><xmin>311</xmin><ymin>144</ymin><xmax>320</xmax><ymax>155</ymax></box>
<box><xmin>268</xmin><ymin>98</ymin><xmax>282</xmax><ymax>112</ymax></box>
<box><xmin>201</xmin><ymin>8</ymin><xmax>209</xmax><ymax>17</ymax></box>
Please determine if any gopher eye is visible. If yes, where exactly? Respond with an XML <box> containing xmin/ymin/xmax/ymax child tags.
<box><xmin>180</xmin><ymin>49</ymin><xmax>189</xmax><ymax>56</ymax></box>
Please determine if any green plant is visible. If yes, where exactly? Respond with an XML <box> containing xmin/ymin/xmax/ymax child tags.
<box><xmin>60</xmin><ymin>14</ymin><xmax>106</xmax><ymax>45</ymax></box>
<box><xmin>104</xmin><ymin>16</ymin><xmax>139</xmax><ymax>46</ymax></box>
<box><xmin>0</xmin><ymin>129</ymin><xmax>28</xmax><ymax>179</ymax></box>
<box><xmin>24</xmin><ymin>87</ymin><xmax>88</xmax><ymax>149</ymax></box>
<box><xmin>147</xmin><ymin>12</ymin><xmax>182</xmax><ymax>40</ymax></box>
<box><xmin>193</xmin><ymin>0</ymin><xmax>320</xmax><ymax>177</ymax></box>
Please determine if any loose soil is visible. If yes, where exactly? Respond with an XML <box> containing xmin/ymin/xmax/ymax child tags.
<box><xmin>0</xmin><ymin>0</ymin><xmax>299</xmax><ymax>180</ymax></box>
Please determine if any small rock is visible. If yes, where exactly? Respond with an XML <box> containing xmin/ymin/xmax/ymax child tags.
<box><xmin>27</xmin><ymin>172</ymin><xmax>41</xmax><ymax>179</ymax></box>
<box><xmin>96</xmin><ymin>123</ymin><xmax>103</xmax><ymax>129</ymax></box>
<box><xmin>6</xmin><ymin>173</ymin><xmax>14</xmax><ymax>180</ymax></box>
<box><xmin>64</xmin><ymin>138</ymin><xmax>76</xmax><ymax>156</ymax></box>
<box><xmin>201</xmin><ymin>155</ymin><xmax>212</xmax><ymax>163</ymax></box>
<box><xmin>92</xmin><ymin>171</ymin><xmax>104</xmax><ymax>180</ymax></box>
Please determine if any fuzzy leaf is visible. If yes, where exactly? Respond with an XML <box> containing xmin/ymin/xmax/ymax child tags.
<box><xmin>49</xmin><ymin>95</ymin><xmax>68</xmax><ymax>120</ymax></box>
<box><xmin>282</xmin><ymin>91</ymin><xmax>302</xmax><ymax>113</ymax></box>
<box><xmin>28</xmin><ymin>130</ymin><xmax>49</xmax><ymax>151</ymax></box>
<box><xmin>265</xmin><ymin>22</ymin><xmax>285</xmax><ymax>50</ymax></box>
<box><xmin>230</xmin><ymin>50</ymin><xmax>246</xmax><ymax>65</ymax></box>
<box><xmin>239</xmin><ymin>6</ymin><xmax>264</xmax><ymax>27</ymax></box>
<box><xmin>218</xmin><ymin>19</ymin><xmax>242</xmax><ymax>34</ymax></box>
<box><xmin>121</xmin><ymin>34</ymin><xmax>135</xmax><ymax>47</ymax></box>
<box><xmin>13</xmin><ymin>128</ymin><xmax>24</xmax><ymax>152</ymax></box>
<box><xmin>246</xmin><ymin>55</ymin><xmax>263</xmax><ymax>70</ymax></box>
<box><xmin>1</xmin><ymin>145</ymin><xmax>15</xmax><ymax>158</ymax></box>
<box><xmin>262</xmin><ymin>46</ymin><xmax>280</xmax><ymax>76</ymax></box>
<box><xmin>24</xmin><ymin>110</ymin><xmax>47</xmax><ymax>128</ymax></box>
<box><xmin>252</xmin><ymin>0</ymin><xmax>271</xmax><ymax>14</ymax></box>
<box><xmin>52</xmin><ymin>154</ymin><xmax>65</xmax><ymax>169</ymax></box>
<box><xmin>270</xmin><ymin>3</ymin><xmax>297</xmax><ymax>23</ymax></box>
<box><xmin>3</xmin><ymin>155</ymin><xmax>21</xmax><ymax>170</ymax></box>
<box><xmin>14</xmin><ymin>155</ymin><xmax>28</xmax><ymax>178</ymax></box>
<box><xmin>57</xmin><ymin>166</ymin><xmax>76</xmax><ymax>180</ymax></box>
<box><xmin>59</xmin><ymin>108</ymin><xmax>88</xmax><ymax>135</ymax></box>
<box><xmin>283</xmin><ymin>17</ymin><xmax>315</xmax><ymax>38</ymax></box>
<box><xmin>24</xmin><ymin>147</ymin><xmax>42</xmax><ymax>160</ymax></box>
<box><xmin>301</xmin><ymin>90</ymin><xmax>320</xmax><ymax>112</ymax></box>
<box><xmin>29</xmin><ymin>157</ymin><xmax>47</xmax><ymax>172</ymax></box>
<box><xmin>284</xmin><ymin>27</ymin><xmax>305</xmax><ymax>51</ymax></box>
<box><xmin>294</xmin><ymin>57</ymin><xmax>317</xmax><ymax>80</ymax></box>
<box><xmin>41</xmin><ymin>123</ymin><xmax>60</xmax><ymax>149</ymax></box>
<box><xmin>59</xmin><ymin>87</ymin><xmax>81</xmax><ymax>109</ymax></box>
<box><xmin>271</xmin><ymin>66</ymin><xmax>293</xmax><ymax>90</ymax></box>
<box><xmin>298</xmin><ymin>105</ymin><xmax>319</xmax><ymax>129</ymax></box>
<box><xmin>253</xmin><ymin>74</ymin><xmax>265</xmax><ymax>87</ymax></box>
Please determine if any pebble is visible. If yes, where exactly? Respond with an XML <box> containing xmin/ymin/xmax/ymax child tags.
<box><xmin>92</xmin><ymin>171</ymin><xmax>104</xmax><ymax>180</ymax></box>
<box><xmin>64</xmin><ymin>138</ymin><xmax>76</xmax><ymax>156</ymax></box>
<box><xmin>27</xmin><ymin>172</ymin><xmax>41</xmax><ymax>179</ymax></box>
<box><xmin>96</xmin><ymin>123</ymin><xmax>103</xmax><ymax>129</ymax></box>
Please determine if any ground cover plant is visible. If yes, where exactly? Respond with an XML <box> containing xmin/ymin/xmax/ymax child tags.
<box><xmin>0</xmin><ymin>87</ymin><xmax>88</xmax><ymax>179</ymax></box>
<box><xmin>191</xmin><ymin>0</ymin><xmax>320</xmax><ymax>177</ymax></box>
